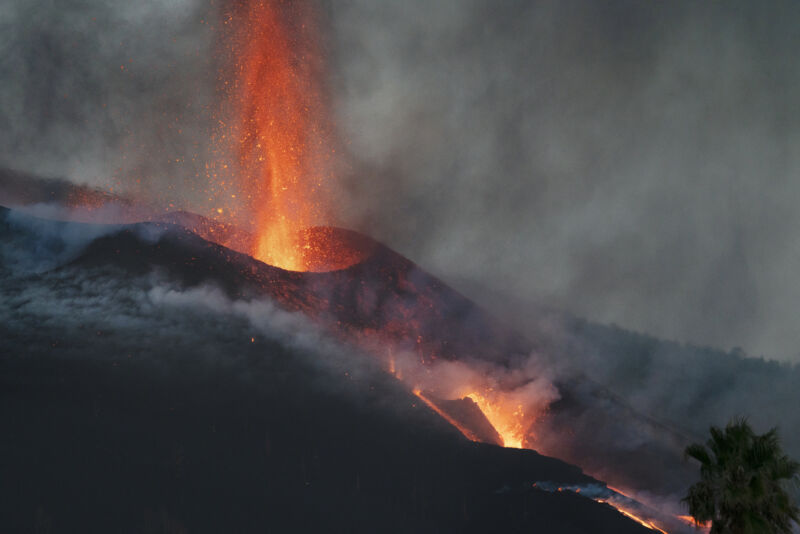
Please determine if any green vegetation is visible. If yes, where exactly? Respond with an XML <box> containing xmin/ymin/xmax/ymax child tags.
<box><xmin>684</xmin><ymin>418</ymin><xmax>799</xmax><ymax>533</ymax></box>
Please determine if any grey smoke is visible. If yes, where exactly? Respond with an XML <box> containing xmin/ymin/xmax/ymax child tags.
<box><xmin>3</xmin><ymin>0</ymin><xmax>800</xmax><ymax>360</ymax></box>
<box><xmin>0</xmin><ymin>0</ymin><xmax>217</xmax><ymax>210</ymax></box>
<box><xmin>327</xmin><ymin>0</ymin><xmax>800</xmax><ymax>361</ymax></box>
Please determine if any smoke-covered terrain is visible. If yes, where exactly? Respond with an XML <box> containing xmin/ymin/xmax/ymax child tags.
<box><xmin>463</xmin><ymin>283</ymin><xmax>800</xmax><ymax>459</ymax></box>
<box><xmin>0</xmin><ymin>205</ymin><xmax>663</xmax><ymax>533</ymax></box>
<box><xmin>1</xmin><ymin>192</ymin><xmax>795</xmax><ymax>532</ymax></box>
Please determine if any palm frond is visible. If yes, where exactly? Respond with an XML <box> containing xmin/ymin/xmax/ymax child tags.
<box><xmin>686</xmin><ymin>443</ymin><xmax>712</xmax><ymax>465</ymax></box>
<box><xmin>684</xmin><ymin>417</ymin><xmax>799</xmax><ymax>533</ymax></box>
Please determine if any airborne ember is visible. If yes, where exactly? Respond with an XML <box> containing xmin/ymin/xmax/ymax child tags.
<box><xmin>217</xmin><ymin>0</ymin><xmax>335</xmax><ymax>271</ymax></box>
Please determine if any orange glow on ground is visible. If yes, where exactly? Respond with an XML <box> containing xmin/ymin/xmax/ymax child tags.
<box><xmin>464</xmin><ymin>392</ymin><xmax>526</xmax><ymax>448</ymax></box>
<box><xmin>677</xmin><ymin>515</ymin><xmax>710</xmax><ymax>531</ymax></box>
<box><xmin>595</xmin><ymin>500</ymin><xmax>669</xmax><ymax>534</ymax></box>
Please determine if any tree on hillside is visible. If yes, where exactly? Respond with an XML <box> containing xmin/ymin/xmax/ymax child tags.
<box><xmin>683</xmin><ymin>417</ymin><xmax>799</xmax><ymax>533</ymax></box>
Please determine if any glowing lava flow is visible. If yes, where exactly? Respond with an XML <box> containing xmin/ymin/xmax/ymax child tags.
<box><xmin>535</xmin><ymin>483</ymin><xmax>672</xmax><ymax>533</ymax></box>
<box><xmin>464</xmin><ymin>392</ymin><xmax>526</xmax><ymax>449</ymax></box>
<box><xmin>595</xmin><ymin>499</ymin><xmax>669</xmax><ymax>534</ymax></box>
<box><xmin>677</xmin><ymin>515</ymin><xmax>710</xmax><ymax>531</ymax></box>
<box><xmin>222</xmin><ymin>0</ymin><xmax>333</xmax><ymax>271</ymax></box>
<box><xmin>412</xmin><ymin>389</ymin><xmax>482</xmax><ymax>442</ymax></box>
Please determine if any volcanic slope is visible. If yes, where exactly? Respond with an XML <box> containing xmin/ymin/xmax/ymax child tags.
<box><xmin>0</xmin><ymin>163</ymin><xmax>710</xmax><ymax>502</ymax></box>
<box><xmin>0</xmin><ymin>181</ymin><xmax>701</xmax><ymax>499</ymax></box>
<box><xmin>0</xmin><ymin>206</ymin><xmax>662</xmax><ymax>534</ymax></box>
<box><xmin>7</xmin><ymin>171</ymin><xmax>794</xmax><ymax>472</ymax></box>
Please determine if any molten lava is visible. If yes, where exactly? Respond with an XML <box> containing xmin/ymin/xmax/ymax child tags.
<box><xmin>595</xmin><ymin>501</ymin><xmax>668</xmax><ymax>534</ymax></box>
<box><xmin>464</xmin><ymin>392</ymin><xmax>527</xmax><ymax>449</ymax></box>
<box><xmin>222</xmin><ymin>0</ymin><xmax>334</xmax><ymax>271</ymax></box>
<box><xmin>677</xmin><ymin>515</ymin><xmax>710</xmax><ymax>531</ymax></box>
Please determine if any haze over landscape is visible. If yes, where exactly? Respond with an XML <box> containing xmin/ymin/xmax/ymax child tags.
<box><xmin>2</xmin><ymin>2</ymin><xmax>799</xmax><ymax>533</ymax></box>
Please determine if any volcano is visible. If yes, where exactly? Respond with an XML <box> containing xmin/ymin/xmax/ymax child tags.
<box><xmin>0</xmin><ymin>208</ymin><xmax>670</xmax><ymax>533</ymax></box>
<box><xmin>0</xmin><ymin>171</ymin><xmax>704</xmax><ymax>532</ymax></box>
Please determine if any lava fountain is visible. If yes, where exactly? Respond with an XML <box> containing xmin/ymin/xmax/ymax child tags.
<box><xmin>220</xmin><ymin>0</ymin><xmax>335</xmax><ymax>271</ymax></box>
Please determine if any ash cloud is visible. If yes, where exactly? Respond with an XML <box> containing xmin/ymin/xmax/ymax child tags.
<box><xmin>326</xmin><ymin>0</ymin><xmax>800</xmax><ymax>361</ymax></box>
<box><xmin>322</xmin><ymin>0</ymin><xmax>800</xmax><ymax>501</ymax></box>
<box><xmin>0</xmin><ymin>0</ymin><xmax>218</xmax><ymax>210</ymax></box>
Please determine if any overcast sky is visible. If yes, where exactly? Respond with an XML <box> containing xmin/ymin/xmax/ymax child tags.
<box><xmin>3</xmin><ymin>0</ymin><xmax>800</xmax><ymax>360</ymax></box>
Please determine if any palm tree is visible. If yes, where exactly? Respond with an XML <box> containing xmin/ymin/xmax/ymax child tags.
<box><xmin>683</xmin><ymin>417</ymin><xmax>799</xmax><ymax>533</ymax></box>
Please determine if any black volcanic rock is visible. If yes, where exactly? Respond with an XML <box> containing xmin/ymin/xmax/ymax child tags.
<box><xmin>51</xmin><ymin>209</ymin><xmax>700</xmax><ymax>495</ymax></box>
<box><xmin>54</xmin><ymin>211</ymin><xmax>533</xmax><ymax>367</ymax></box>
<box><xmin>0</xmin><ymin>204</ymin><xmax>698</xmax><ymax>510</ymax></box>
<box><xmin>433</xmin><ymin>395</ymin><xmax>505</xmax><ymax>447</ymax></box>
<box><xmin>0</xmin><ymin>351</ymin><xmax>652</xmax><ymax>534</ymax></box>
<box><xmin>0</xmin><ymin>206</ymin><xmax>656</xmax><ymax>533</ymax></box>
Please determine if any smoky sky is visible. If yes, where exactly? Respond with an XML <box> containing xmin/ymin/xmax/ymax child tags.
<box><xmin>330</xmin><ymin>0</ymin><xmax>800</xmax><ymax>361</ymax></box>
<box><xmin>3</xmin><ymin>0</ymin><xmax>800</xmax><ymax>360</ymax></box>
<box><xmin>0</xmin><ymin>0</ymin><xmax>218</xmax><ymax>209</ymax></box>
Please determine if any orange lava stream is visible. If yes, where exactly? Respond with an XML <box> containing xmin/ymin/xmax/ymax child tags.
<box><xmin>224</xmin><ymin>0</ymin><xmax>332</xmax><ymax>271</ymax></box>
<box><xmin>677</xmin><ymin>515</ymin><xmax>710</xmax><ymax>531</ymax></box>
<box><xmin>464</xmin><ymin>392</ymin><xmax>526</xmax><ymax>448</ymax></box>
<box><xmin>595</xmin><ymin>499</ymin><xmax>669</xmax><ymax>534</ymax></box>
<box><xmin>412</xmin><ymin>389</ymin><xmax>481</xmax><ymax>443</ymax></box>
